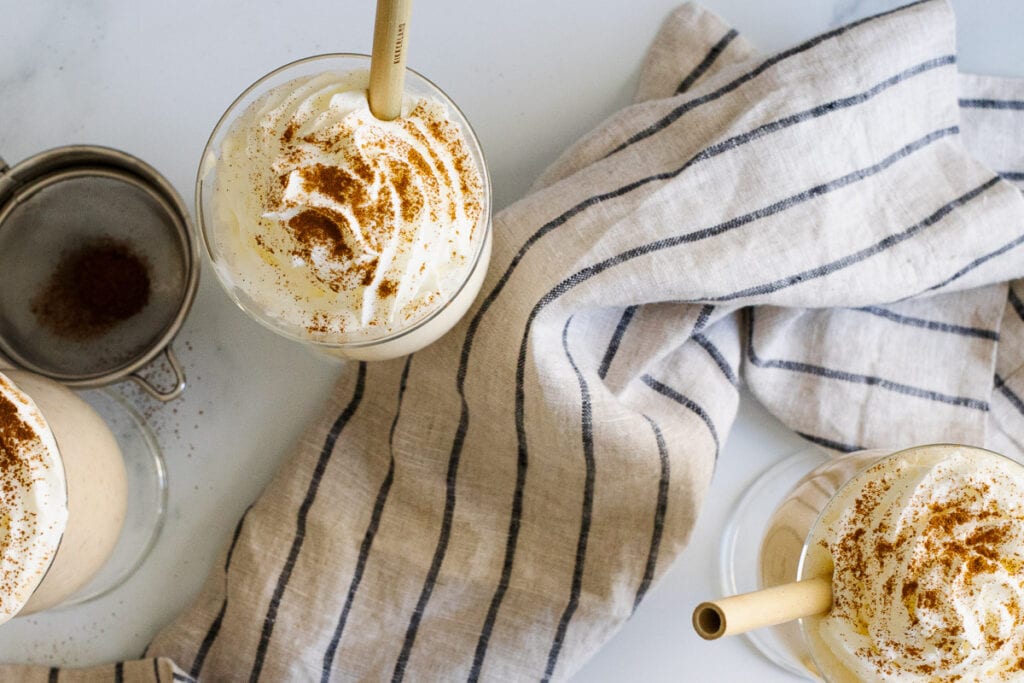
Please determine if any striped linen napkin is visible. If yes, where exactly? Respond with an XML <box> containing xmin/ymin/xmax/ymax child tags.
<box><xmin>8</xmin><ymin>0</ymin><xmax>1024</xmax><ymax>680</ymax></box>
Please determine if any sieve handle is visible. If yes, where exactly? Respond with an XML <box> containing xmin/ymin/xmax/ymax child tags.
<box><xmin>129</xmin><ymin>345</ymin><xmax>186</xmax><ymax>401</ymax></box>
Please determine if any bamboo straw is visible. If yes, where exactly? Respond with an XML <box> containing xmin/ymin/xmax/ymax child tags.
<box><xmin>692</xmin><ymin>576</ymin><xmax>832</xmax><ymax>640</ymax></box>
<box><xmin>368</xmin><ymin>0</ymin><xmax>413</xmax><ymax>121</ymax></box>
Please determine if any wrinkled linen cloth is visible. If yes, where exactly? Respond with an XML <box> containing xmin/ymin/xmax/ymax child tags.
<box><xmin>7</xmin><ymin>1</ymin><xmax>1024</xmax><ymax>680</ymax></box>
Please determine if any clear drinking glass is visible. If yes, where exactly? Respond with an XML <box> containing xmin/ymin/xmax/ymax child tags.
<box><xmin>196</xmin><ymin>54</ymin><xmax>492</xmax><ymax>361</ymax></box>
<box><xmin>756</xmin><ymin>447</ymin><xmax>891</xmax><ymax>680</ymax></box>
<box><xmin>722</xmin><ymin>443</ymin><xmax>1023</xmax><ymax>681</ymax></box>
<box><xmin>1</xmin><ymin>369</ymin><xmax>165</xmax><ymax>622</ymax></box>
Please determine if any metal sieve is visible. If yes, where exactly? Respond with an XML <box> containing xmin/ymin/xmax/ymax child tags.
<box><xmin>0</xmin><ymin>146</ymin><xmax>199</xmax><ymax>401</ymax></box>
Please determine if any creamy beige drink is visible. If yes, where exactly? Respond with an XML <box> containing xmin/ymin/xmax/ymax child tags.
<box><xmin>200</xmin><ymin>57</ymin><xmax>491</xmax><ymax>360</ymax></box>
<box><xmin>762</xmin><ymin>444</ymin><xmax>1024</xmax><ymax>682</ymax></box>
<box><xmin>0</xmin><ymin>369</ymin><xmax>126</xmax><ymax>622</ymax></box>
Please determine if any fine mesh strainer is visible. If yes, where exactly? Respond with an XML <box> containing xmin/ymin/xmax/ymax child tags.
<box><xmin>0</xmin><ymin>146</ymin><xmax>199</xmax><ymax>400</ymax></box>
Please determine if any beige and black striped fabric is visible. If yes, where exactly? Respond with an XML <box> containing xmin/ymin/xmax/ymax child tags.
<box><xmin>7</xmin><ymin>1</ymin><xmax>1024</xmax><ymax>680</ymax></box>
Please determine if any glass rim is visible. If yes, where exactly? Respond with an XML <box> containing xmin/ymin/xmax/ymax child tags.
<box><xmin>195</xmin><ymin>53</ymin><xmax>493</xmax><ymax>349</ymax></box>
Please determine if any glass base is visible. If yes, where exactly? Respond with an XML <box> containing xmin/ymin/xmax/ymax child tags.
<box><xmin>56</xmin><ymin>388</ymin><xmax>167</xmax><ymax>607</ymax></box>
<box><xmin>719</xmin><ymin>448</ymin><xmax>829</xmax><ymax>681</ymax></box>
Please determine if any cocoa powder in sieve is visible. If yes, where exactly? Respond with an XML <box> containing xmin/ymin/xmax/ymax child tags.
<box><xmin>31</xmin><ymin>239</ymin><xmax>151</xmax><ymax>340</ymax></box>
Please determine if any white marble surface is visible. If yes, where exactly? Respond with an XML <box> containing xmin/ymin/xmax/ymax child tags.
<box><xmin>0</xmin><ymin>0</ymin><xmax>1021</xmax><ymax>679</ymax></box>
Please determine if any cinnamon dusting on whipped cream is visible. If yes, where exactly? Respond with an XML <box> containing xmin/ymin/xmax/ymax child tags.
<box><xmin>806</xmin><ymin>447</ymin><xmax>1024</xmax><ymax>682</ymax></box>
<box><xmin>209</xmin><ymin>69</ymin><xmax>485</xmax><ymax>342</ymax></box>
<box><xmin>0</xmin><ymin>372</ymin><xmax>67</xmax><ymax>625</ymax></box>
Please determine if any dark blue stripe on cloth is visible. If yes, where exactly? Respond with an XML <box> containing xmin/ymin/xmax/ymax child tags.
<box><xmin>676</xmin><ymin>29</ymin><xmax>739</xmax><ymax>94</ymax></box>
<box><xmin>693</xmin><ymin>333</ymin><xmax>739</xmax><ymax>385</ymax></box>
<box><xmin>711</xmin><ymin>173</ymin><xmax>998</xmax><ymax>302</ymax></box>
<box><xmin>854</xmin><ymin>306</ymin><xmax>999</xmax><ymax>340</ymax></box>
<box><xmin>115</xmin><ymin>663</ymin><xmax>124</xmax><ymax>683</ymax></box>
<box><xmin>392</xmin><ymin>363</ymin><xmax>467</xmax><ymax>680</ymax></box>
<box><xmin>598</xmin><ymin>305</ymin><xmax>639</xmax><ymax>380</ymax></box>
<box><xmin>640</xmin><ymin>375</ymin><xmax>720</xmax><ymax>456</ymax></box>
<box><xmin>457</xmin><ymin>56</ymin><xmax>953</xmax><ymax>677</ymax></box>
<box><xmin>747</xmin><ymin>310</ymin><xmax>988</xmax><ymax>410</ymax></box>
<box><xmin>191</xmin><ymin>506</ymin><xmax>253</xmax><ymax>679</ymax></box>
<box><xmin>995</xmin><ymin>374</ymin><xmax>1024</xmax><ymax>417</ymax></box>
<box><xmin>796</xmin><ymin>431</ymin><xmax>863</xmax><ymax>453</ymax></box>
<box><xmin>1000</xmin><ymin>171</ymin><xmax>1024</xmax><ymax>182</ymax></box>
<box><xmin>48</xmin><ymin>668</ymin><xmax>58</xmax><ymax>683</ymax></box>
<box><xmin>694</xmin><ymin>304</ymin><xmax>715</xmax><ymax>334</ymax></box>
<box><xmin>250</xmin><ymin>363</ymin><xmax>367</xmax><ymax>683</ymax></box>
<box><xmin>523</xmin><ymin>127</ymin><xmax>961</xmax><ymax>326</ymax></box>
<box><xmin>1009</xmin><ymin>287</ymin><xmax>1024</xmax><ymax>322</ymax></box>
<box><xmin>599</xmin><ymin>303</ymin><xmax>720</xmax><ymax>383</ymax></box>
<box><xmin>541</xmin><ymin>318</ymin><xmax>597</xmax><ymax>682</ymax></box>
<box><xmin>193</xmin><ymin>598</ymin><xmax>226</xmax><ymax>674</ymax></box>
<box><xmin>606</xmin><ymin>0</ymin><xmax>933</xmax><ymax>157</ymax></box>
<box><xmin>918</xmin><ymin>229</ymin><xmax>1024</xmax><ymax>296</ymax></box>
<box><xmin>959</xmin><ymin>98</ymin><xmax>1024</xmax><ymax>110</ymax></box>
<box><xmin>324</xmin><ymin>357</ymin><xmax>412</xmax><ymax>682</ymax></box>
<box><xmin>634</xmin><ymin>416</ymin><xmax>670</xmax><ymax>611</ymax></box>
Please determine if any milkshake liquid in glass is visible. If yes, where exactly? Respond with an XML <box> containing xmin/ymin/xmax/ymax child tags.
<box><xmin>198</xmin><ymin>55</ymin><xmax>491</xmax><ymax>360</ymax></box>
<box><xmin>761</xmin><ymin>444</ymin><xmax>1024</xmax><ymax>682</ymax></box>
<box><xmin>0</xmin><ymin>369</ymin><xmax>126</xmax><ymax>622</ymax></box>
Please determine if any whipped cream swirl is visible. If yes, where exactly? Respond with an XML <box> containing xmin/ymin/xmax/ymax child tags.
<box><xmin>208</xmin><ymin>69</ymin><xmax>485</xmax><ymax>341</ymax></box>
<box><xmin>0</xmin><ymin>371</ymin><xmax>67</xmax><ymax>625</ymax></box>
<box><xmin>808</xmin><ymin>447</ymin><xmax>1024</xmax><ymax>682</ymax></box>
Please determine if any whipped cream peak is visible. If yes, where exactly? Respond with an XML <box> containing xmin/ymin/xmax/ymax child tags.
<box><xmin>0</xmin><ymin>371</ymin><xmax>67</xmax><ymax>625</ymax></box>
<box><xmin>210</xmin><ymin>69</ymin><xmax>486</xmax><ymax>342</ymax></box>
<box><xmin>805</xmin><ymin>446</ymin><xmax>1024</xmax><ymax>682</ymax></box>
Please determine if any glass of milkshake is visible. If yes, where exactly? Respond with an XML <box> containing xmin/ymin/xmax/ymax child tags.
<box><xmin>0</xmin><ymin>369</ymin><xmax>127</xmax><ymax>622</ymax></box>
<box><xmin>197</xmin><ymin>54</ymin><xmax>492</xmax><ymax>361</ymax></box>
<box><xmin>754</xmin><ymin>444</ymin><xmax>1024</xmax><ymax>681</ymax></box>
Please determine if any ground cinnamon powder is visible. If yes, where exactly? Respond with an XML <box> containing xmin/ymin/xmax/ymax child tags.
<box><xmin>824</xmin><ymin>461</ymin><xmax>1024</xmax><ymax>679</ymax></box>
<box><xmin>0</xmin><ymin>376</ymin><xmax>52</xmax><ymax>602</ymax></box>
<box><xmin>32</xmin><ymin>239</ymin><xmax>151</xmax><ymax>340</ymax></box>
<box><xmin>0</xmin><ymin>388</ymin><xmax>38</xmax><ymax>492</ymax></box>
<box><xmin>262</xmin><ymin>95</ymin><xmax>483</xmax><ymax>337</ymax></box>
